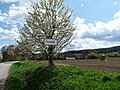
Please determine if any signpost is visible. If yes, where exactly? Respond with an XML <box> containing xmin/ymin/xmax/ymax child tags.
<box><xmin>45</xmin><ymin>39</ymin><xmax>57</xmax><ymax>46</ymax></box>
<box><xmin>45</xmin><ymin>39</ymin><xmax>57</xmax><ymax>66</ymax></box>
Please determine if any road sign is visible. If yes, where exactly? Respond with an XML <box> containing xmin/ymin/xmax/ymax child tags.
<box><xmin>45</xmin><ymin>39</ymin><xmax>57</xmax><ymax>45</ymax></box>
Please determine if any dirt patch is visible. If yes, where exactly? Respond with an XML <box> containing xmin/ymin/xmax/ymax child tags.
<box><xmin>39</xmin><ymin>58</ymin><xmax>120</xmax><ymax>74</ymax></box>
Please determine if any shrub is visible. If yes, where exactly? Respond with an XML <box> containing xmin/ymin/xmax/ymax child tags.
<box><xmin>87</xmin><ymin>53</ymin><xmax>98</xmax><ymax>59</ymax></box>
<box><xmin>99</xmin><ymin>54</ymin><xmax>106</xmax><ymax>61</ymax></box>
<box><xmin>115</xmin><ymin>75</ymin><xmax>120</xmax><ymax>81</ymax></box>
<box><xmin>102</xmin><ymin>76</ymin><xmax>111</xmax><ymax>82</ymax></box>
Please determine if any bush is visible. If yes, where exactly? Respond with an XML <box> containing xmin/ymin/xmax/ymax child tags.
<box><xmin>115</xmin><ymin>75</ymin><xmax>120</xmax><ymax>81</ymax></box>
<box><xmin>102</xmin><ymin>76</ymin><xmax>111</xmax><ymax>82</ymax></box>
<box><xmin>87</xmin><ymin>53</ymin><xmax>98</xmax><ymax>59</ymax></box>
<box><xmin>99</xmin><ymin>54</ymin><xmax>106</xmax><ymax>61</ymax></box>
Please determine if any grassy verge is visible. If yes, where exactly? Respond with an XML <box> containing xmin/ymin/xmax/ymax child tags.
<box><xmin>5</xmin><ymin>60</ymin><xmax>120</xmax><ymax>90</ymax></box>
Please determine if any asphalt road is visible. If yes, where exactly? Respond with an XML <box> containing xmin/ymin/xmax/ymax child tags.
<box><xmin>0</xmin><ymin>61</ymin><xmax>18</xmax><ymax>89</ymax></box>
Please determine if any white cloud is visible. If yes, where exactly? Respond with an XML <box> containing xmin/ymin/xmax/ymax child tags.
<box><xmin>0</xmin><ymin>0</ymin><xmax>34</xmax><ymax>26</ymax></box>
<box><xmin>65</xmin><ymin>38</ymin><xmax>119</xmax><ymax>51</ymax></box>
<box><xmin>0</xmin><ymin>10</ymin><xmax>6</xmax><ymax>22</ymax></box>
<box><xmin>1</xmin><ymin>0</ymin><xmax>120</xmax><ymax>51</ymax></box>
<box><xmin>0</xmin><ymin>0</ymin><xmax>35</xmax><ymax>48</ymax></box>
<box><xmin>3</xmin><ymin>0</ymin><xmax>36</xmax><ymax>26</ymax></box>
<box><xmin>8</xmin><ymin>4</ymin><xmax>28</xmax><ymax>24</ymax></box>
<box><xmin>65</xmin><ymin>10</ymin><xmax>120</xmax><ymax>51</ymax></box>
<box><xmin>81</xmin><ymin>4</ymin><xmax>84</xmax><ymax>7</ymax></box>
<box><xmin>114</xmin><ymin>11</ymin><xmax>120</xmax><ymax>18</ymax></box>
<box><xmin>0</xmin><ymin>26</ymin><xmax>19</xmax><ymax>40</ymax></box>
<box><xmin>0</xmin><ymin>0</ymin><xmax>18</xmax><ymax>3</ymax></box>
<box><xmin>0</xmin><ymin>15</ymin><xmax>5</xmax><ymax>22</ymax></box>
<box><xmin>74</xmin><ymin>11</ymin><xmax>120</xmax><ymax>42</ymax></box>
<box><xmin>113</xmin><ymin>2</ymin><xmax>118</xmax><ymax>5</ymax></box>
<box><xmin>19</xmin><ymin>0</ymin><xmax>34</xmax><ymax>6</ymax></box>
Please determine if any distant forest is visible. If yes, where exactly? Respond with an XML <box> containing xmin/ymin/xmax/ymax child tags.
<box><xmin>64</xmin><ymin>46</ymin><xmax>120</xmax><ymax>54</ymax></box>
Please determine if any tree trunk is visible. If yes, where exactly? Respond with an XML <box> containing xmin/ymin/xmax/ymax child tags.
<box><xmin>48</xmin><ymin>46</ymin><xmax>54</xmax><ymax>66</ymax></box>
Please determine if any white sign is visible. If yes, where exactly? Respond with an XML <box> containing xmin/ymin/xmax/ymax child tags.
<box><xmin>45</xmin><ymin>39</ymin><xmax>57</xmax><ymax>45</ymax></box>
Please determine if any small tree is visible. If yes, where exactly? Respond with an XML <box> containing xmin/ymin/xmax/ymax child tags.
<box><xmin>15</xmin><ymin>42</ymin><xmax>33</xmax><ymax>60</ymax></box>
<box><xmin>18</xmin><ymin>0</ymin><xmax>75</xmax><ymax>66</ymax></box>
<box><xmin>13</xmin><ymin>45</ymin><xmax>29</xmax><ymax>61</ymax></box>
<box><xmin>1</xmin><ymin>45</ymin><xmax>15</xmax><ymax>61</ymax></box>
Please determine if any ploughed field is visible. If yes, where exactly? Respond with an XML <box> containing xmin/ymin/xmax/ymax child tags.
<box><xmin>40</xmin><ymin>58</ymin><xmax>120</xmax><ymax>74</ymax></box>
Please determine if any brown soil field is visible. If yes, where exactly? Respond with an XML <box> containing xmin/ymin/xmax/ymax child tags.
<box><xmin>39</xmin><ymin>58</ymin><xmax>120</xmax><ymax>74</ymax></box>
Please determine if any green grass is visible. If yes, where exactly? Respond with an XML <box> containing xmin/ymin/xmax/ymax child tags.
<box><xmin>5</xmin><ymin>60</ymin><xmax>120</xmax><ymax>90</ymax></box>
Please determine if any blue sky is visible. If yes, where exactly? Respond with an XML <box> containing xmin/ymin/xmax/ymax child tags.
<box><xmin>65</xmin><ymin>0</ymin><xmax>120</xmax><ymax>23</ymax></box>
<box><xmin>0</xmin><ymin>0</ymin><xmax>120</xmax><ymax>51</ymax></box>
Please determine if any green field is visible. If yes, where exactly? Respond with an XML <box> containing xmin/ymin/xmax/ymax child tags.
<box><xmin>5</xmin><ymin>60</ymin><xmax>120</xmax><ymax>90</ymax></box>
